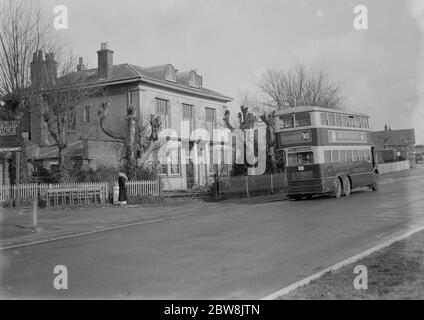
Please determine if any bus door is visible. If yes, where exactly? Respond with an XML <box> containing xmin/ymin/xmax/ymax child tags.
<box><xmin>371</xmin><ymin>146</ymin><xmax>377</xmax><ymax>167</ymax></box>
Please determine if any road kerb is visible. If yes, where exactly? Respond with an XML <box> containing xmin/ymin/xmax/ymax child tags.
<box><xmin>261</xmin><ymin>224</ymin><xmax>424</xmax><ymax>300</ymax></box>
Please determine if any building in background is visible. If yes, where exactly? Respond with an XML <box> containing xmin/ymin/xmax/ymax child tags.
<box><xmin>24</xmin><ymin>42</ymin><xmax>233</xmax><ymax>190</ymax></box>
<box><xmin>371</xmin><ymin>125</ymin><xmax>416</xmax><ymax>165</ymax></box>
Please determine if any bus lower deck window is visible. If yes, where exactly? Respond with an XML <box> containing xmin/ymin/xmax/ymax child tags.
<box><xmin>346</xmin><ymin>150</ymin><xmax>353</xmax><ymax>162</ymax></box>
<box><xmin>331</xmin><ymin>150</ymin><xmax>340</xmax><ymax>163</ymax></box>
<box><xmin>339</xmin><ymin>150</ymin><xmax>347</xmax><ymax>162</ymax></box>
<box><xmin>324</xmin><ymin>151</ymin><xmax>332</xmax><ymax>163</ymax></box>
<box><xmin>288</xmin><ymin>152</ymin><xmax>314</xmax><ymax>166</ymax></box>
<box><xmin>353</xmin><ymin>150</ymin><xmax>359</xmax><ymax>161</ymax></box>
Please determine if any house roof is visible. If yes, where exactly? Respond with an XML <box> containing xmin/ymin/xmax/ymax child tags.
<box><xmin>61</xmin><ymin>63</ymin><xmax>233</xmax><ymax>103</ymax></box>
<box><xmin>371</xmin><ymin>129</ymin><xmax>416</xmax><ymax>149</ymax></box>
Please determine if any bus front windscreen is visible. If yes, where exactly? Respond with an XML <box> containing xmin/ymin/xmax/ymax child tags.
<box><xmin>288</xmin><ymin>152</ymin><xmax>315</xmax><ymax>167</ymax></box>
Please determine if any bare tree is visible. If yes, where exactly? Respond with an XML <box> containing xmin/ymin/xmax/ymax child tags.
<box><xmin>0</xmin><ymin>0</ymin><xmax>52</xmax><ymax>183</ymax></box>
<box><xmin>223</xmin><ymin>105</ymin><xmax>257</xmax><ymax>175</ymax></box>
<box><xmin>0</xmin><ymin>0</ymin><xmax>52</xmax><ymax>99</ymax></box>
<box><xmin>35</xmin><ymin>56</ymin><xmax>99</xmax><ymax>182</ymax></box>
<box><xmin>258</xmin><ymin>63</ymin><xmax>344</xmax><ymax>110</ymax></box>
<box><xmin>237</xmin><ymin>92</ymin><xmax>282</xmax><ymax>174</ymax></box>
<box><xmin>98</xmin><ymin>101</ymin><xmax>163</xmax><ymax>179</ymax></box>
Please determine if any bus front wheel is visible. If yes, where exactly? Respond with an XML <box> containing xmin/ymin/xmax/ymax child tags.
<box><xmin>333</xmin><ymin>177</ymin><xmax>343</xmax><ymax>198</ymax></box>
<box><xmin>342</xmin><ymin>176</ymin><xmax>351</xmax><ymax>196</ymax></box>
<box><xmin>371</xmin><ymin>172</ymin><xmax>380</xmax><ymax>191</ymax></box>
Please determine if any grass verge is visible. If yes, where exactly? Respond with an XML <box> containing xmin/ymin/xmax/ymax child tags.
<box><xmin>280</xmin><ymin>229</ymin><xmax>424</xmax><ymax>299</ymax></box>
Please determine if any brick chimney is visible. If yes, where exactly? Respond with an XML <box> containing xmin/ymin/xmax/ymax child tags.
<box><xmin>45</xmin><ymin>52</ymin><xmax>57</xmax><ymax>81</ymax></box>
<box><xmin>30</xmin><ymin>51</ymin><xmax>57</xmax><ymax>88</ymax></box>
<box><xmin>77</xmin><ymin>57</ymin><xmax>86</xmax><ymax>71</ymax></box>
<box><xmin>97</xmin><ymin>42</ymin><xmax>113</xmax><ymax>78</ymax></box>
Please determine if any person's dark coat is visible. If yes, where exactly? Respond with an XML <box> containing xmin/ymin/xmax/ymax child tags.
<box><xmin>118</xmin><ymin>174</ymin><xmax>127</xmax><ymax>202</ymax></box>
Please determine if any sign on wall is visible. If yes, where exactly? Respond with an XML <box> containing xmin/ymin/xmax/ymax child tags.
<box><xmin>0</xmin><ymin>120</ymin><xmax>22</xmax><ymax>150</ymax></box>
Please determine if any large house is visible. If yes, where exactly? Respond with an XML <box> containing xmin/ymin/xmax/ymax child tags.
<box><xmin>23</xmin><ymin>42</ymin><xmax>233</xmax><ymax>190</ymax></box>
<box><xmin>371</xmin><ymin>125</ymin><xmax>416</xmax><ymax>164</ymax></box>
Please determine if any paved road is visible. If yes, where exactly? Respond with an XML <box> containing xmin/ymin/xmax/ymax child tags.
<box><xmin>1</xmin><ymin>172</ymin><xmax>424</xmax><ymax>299</ymax></box>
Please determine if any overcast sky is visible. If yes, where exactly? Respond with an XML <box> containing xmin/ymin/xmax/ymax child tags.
<box><xmin>39</xmin><ymin>0</ymin><xmax>424</xmax><ymax>143</ymax></box>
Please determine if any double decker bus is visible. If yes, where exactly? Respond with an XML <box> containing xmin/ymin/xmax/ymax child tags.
<box><xmin>274</xmin><ymin>106</ymin><xmax>379</xmax><ymax>200</ymax></box>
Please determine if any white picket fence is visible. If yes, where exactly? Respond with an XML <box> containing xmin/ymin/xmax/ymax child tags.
<box><xmin>125</xmin><ymin>180</ymin><xmax>160</xmax><ymax>197</ymax></box>
<box><xmin>0</xmin><ymin>180</ymin><xmax>160</xmax><ymax>204</ymax></box>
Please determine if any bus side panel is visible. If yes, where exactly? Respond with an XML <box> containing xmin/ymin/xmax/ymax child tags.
<box><xmin>321</xmin><ymin>161</ymin><xmax>374</xmax><ymax>189</ymax></box>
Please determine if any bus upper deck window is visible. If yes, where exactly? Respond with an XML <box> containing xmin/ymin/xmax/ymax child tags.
<box><xmin>342</xmin><ymin>115</ymin><xmax>349</xmax><ymax>127</ymax></box>
<box><xmin>295</xmin><ymin>113</ymin><xmax>311</xmax><ymax>127</ymax></box>
<box><xmin>348</xmin><ymin>116</ymin><xmax>355</xmax><ymax>127</ymax></box>
<box><xmin>361</xmin><ymin>117</ymin><xmax>368</xmax><ymax>129</ymax></box>
<box><xmin>328</xmin><ymin>113</ymin><xmax>336</xmax><ymax>126</ymax></box>
<box><xmin>335</xmin><ymin>114</ymin><xmax>342</xmax><ymax>127</ymax></box>
<box><xmin>280</xmin><ymin>115</ymin><xmax>293</xmax><ymax>128</ymax></box>
<box><xmin>355</xmin><ymin>116</ymin><xmax>361</xmax><ymax>128</ymax></box>
<box><xmin>321</xmin><ymin>112</ymin><xmax>328</xmax><ymax>126</ymax></box>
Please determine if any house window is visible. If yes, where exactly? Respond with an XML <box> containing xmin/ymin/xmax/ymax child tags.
<box><xmin>206</xmin><ymin>108</ymin><xmax>216</xmax><ymax>139</ymax></box>
<box><xmin>159</xmin><ymin>163</ymin><xmax>168</xmax><ymax>176</ymax></box>
<box><xmin>156</xmin><ymin>98</ymin><xmax>170</xmax><ymax>129</ymax></box>
<box><xmin>165</xmin><ymin>65</ymin><xmax>176</xmax><ymax>82</ymax></box>
<box><xmin>170</xmin><ymin>147</ymin><xmax>181</xmax><ymax>175</ymax></box>
<box><xmin>189</xmin><ymin>72</ymin><xmax>198</xmax><ymax>87</ymax></box>
<box><xmin>183</xmin><ymin>104</ymin><xmax>195</xmax><ymax>134</ymax></box>
<box><xmin>83</xmin><ymin>106</ymin><xmax>91</xmax><ymax>123</ymax></box>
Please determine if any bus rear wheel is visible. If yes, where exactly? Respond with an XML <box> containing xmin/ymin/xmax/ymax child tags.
<box><xmin>371</xmin><ymin>172</ymin><xmax>380</xmax><ymax>191</ymax></box>
<box><xmin>333</xmin><ymin>177</ymin><xmax>342</xmax><ymax>198</ymax></box>
<box><xmin>342</xmin><ymin>176</ymin><xmax>351</xmax><ymax>196</ymax></box>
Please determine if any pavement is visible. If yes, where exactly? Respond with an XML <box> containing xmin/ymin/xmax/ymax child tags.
<box><xmin>0</xmin><ymin>166</ymin><xmax>424</xmax><ymax>299</ymax></box>
<box><xmin>0</xmin><ymin>192</ymin><xmax>287</xmax><ymax>249</ymax></box>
